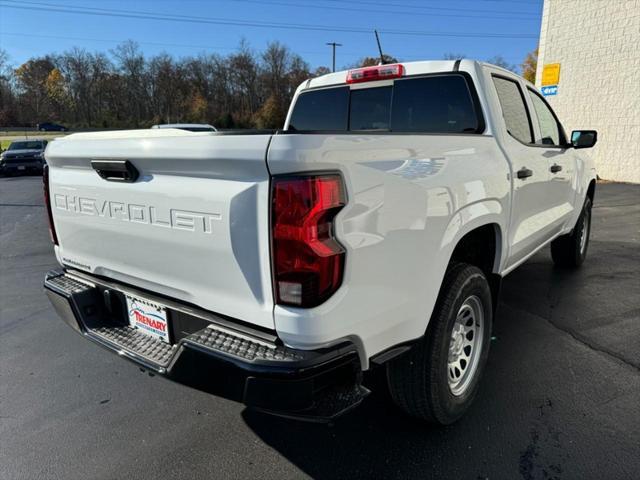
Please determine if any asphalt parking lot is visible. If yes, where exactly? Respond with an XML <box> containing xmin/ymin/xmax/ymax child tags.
<box><xmin>1</xmin><ymin>175</ymin><xmax>638</xmax><ymax>480</ymax></box>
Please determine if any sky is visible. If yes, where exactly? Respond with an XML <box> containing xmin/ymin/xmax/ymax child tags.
<box><xmin>0</xmin><ymin>0</ymin><xmax>543</xmax><ymax>71</ymax></box>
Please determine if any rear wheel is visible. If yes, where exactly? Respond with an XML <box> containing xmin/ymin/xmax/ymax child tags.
<box><xmin>387</xmin><ymin>263</ymin><xmax>492</xmax><ymax>424</ymax></box>
<box><xmin>551</xmin><ymin>197</ymin><xmax>592</xmax><ymax>268</ymax></box>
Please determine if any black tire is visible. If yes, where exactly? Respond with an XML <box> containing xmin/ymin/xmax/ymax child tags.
<box><xmin>551</xmin><ymin>197</ymin><xmax>592</xmax><ymax>268</ymax></box>
<box><xmin>387</xmin><ymin>263</ymin><xmax>492</xmax><ymax>424</ymax></box>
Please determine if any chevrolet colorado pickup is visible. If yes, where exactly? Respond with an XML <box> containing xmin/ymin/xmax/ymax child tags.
<box><xmin>43</xmin><ymin>60</ymin><xmax>597</xmax><ymax>424</ymax></box>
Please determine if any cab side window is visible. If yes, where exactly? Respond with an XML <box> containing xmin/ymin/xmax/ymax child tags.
<box><xmin>528</xmin><ymin>89</ymin><xmax>562</xmax><ymax>146</ymax></box>
<box><xmin>492</xmin><ymin>76</ymin><xmax>533</xmax><ymax>144</ymax></box>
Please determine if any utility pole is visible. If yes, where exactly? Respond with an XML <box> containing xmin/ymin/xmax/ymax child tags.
<box><xmin>326</xmin><ymin>42</ymin><xmax>343</xmax><ymax>72</ymax></box>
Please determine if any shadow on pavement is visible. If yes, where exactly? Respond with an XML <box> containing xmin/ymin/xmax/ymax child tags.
<box><xmin>242</xmin><ymin>232</ymin><xmax>640</xmax><ymax>479</ymax></box>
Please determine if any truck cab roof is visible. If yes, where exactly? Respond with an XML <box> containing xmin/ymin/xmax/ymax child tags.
<box><xmin>299</xmin><ymin>59</ymin><xmax>527</xmax><ymax>91</ymax></box>
<box><xmin>301</xmin><ymin>60</ymin><xmax>472</xmax><ymax>90</ymax></box>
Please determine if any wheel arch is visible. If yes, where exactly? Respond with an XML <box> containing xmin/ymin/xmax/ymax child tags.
<box><xmin>441</xmin><ymin>214</ymin><xmax>505</xmax><ymax>315</ymax></box>
<box><xmin>449</xmin><ymin>223</ymin><xmax>502</xmax><ymax>274</ymax></box>
<box><xmin>441</xmin><ymin>198</ymin><xmax>507</xmax><ymax>274</ymax></box>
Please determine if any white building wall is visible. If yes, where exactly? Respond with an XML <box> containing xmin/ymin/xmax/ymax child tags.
<box><xmin>536</xmin><ymin>0</ymin><xmax>640</xmax><ymax>183</ymax></box>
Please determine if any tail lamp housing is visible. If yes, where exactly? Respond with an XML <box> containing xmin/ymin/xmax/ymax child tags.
<box><xmin>43</xmin><ymin>164</ymin><xmax>59</xmax><ymax>245</ymax></box>
<box><xmin>271</xmin><ymin>173</ymin><xmax>346</xmax><ymax>308</ymax></box>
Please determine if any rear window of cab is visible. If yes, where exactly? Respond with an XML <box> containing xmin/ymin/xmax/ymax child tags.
<box><xmin>287</xmin><ymin>74</ymin><xmax>484</xmax><ymax>134</ymax></box>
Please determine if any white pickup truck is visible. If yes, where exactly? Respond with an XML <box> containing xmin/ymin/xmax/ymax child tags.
<box><xmin>43</xmin><ymin>60</ymin><xmax>597</xmax><ymax>424</ymax></box>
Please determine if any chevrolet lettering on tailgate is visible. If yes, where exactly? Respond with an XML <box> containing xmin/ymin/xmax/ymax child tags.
<box><xmin>53</xmin><ymin>194</ymin><xmax>221</xmax><ymax>234</ymax></box>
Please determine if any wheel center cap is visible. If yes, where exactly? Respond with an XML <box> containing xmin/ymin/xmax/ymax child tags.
<box><xmin>453</xmin><ymin>335</ymin><xmax>463</xmax><ymax>353</ymax></box>
<box><xmin>450</xmin><ymin>326</ymin><xmax>465</xmax><ymax>357</ymax></box>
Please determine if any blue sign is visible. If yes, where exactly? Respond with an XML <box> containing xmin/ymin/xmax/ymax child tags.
<box><xmin>541</xmin><ymin>85</ymin><xmax>558</xmax><ymax>96</ymax></box>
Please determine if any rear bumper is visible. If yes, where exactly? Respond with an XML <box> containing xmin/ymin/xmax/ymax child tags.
<box><xmin>44</xmin><ymin>269</ymin><xmax>368</xmax><ymax>421</ymax></box>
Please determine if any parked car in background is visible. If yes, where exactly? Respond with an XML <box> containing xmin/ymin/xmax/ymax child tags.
<box><xmin>38</xmin><ymin>122</ymin><xmax>68</xmax><ymax>132</ymax></box>
<box><xmin>0</xmin><ymin>139</ymin><xmax>48</xmax><ymax>176</ymax></box>
<box><xmin>151</xmin><ymin>123</ymin><xmax>217</xmax><ymax>132</ymax></box>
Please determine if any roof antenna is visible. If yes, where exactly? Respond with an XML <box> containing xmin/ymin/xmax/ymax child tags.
<box><xmin>374</xmin><ymin>30</ymin><xmax>386</xmax><ymax>65</ymax></box>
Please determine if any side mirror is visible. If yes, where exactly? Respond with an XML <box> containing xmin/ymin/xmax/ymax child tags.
<box><xmin>571</xmin><ymin>130</ymin><xmax>597</xmax><ymax>149</ymax></box>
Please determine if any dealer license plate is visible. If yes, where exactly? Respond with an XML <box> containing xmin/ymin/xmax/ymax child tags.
<box><xmin>18</xmin><ymin>166</ymin><xmax>26</xmax><ymax>170</ymax></box>
<box><xmin>125</xmin><ymin>294</ymin><xmax>170</xmax><ymax>343</ymax></box>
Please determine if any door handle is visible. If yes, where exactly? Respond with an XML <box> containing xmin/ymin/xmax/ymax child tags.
<box><xmin>550</xmin><ymin>164</ymin><xmax>562</xmax><ymax>173</ymax></box>
<box><xmin>516</xmin><ymin>167</ymin><xmax>533</xmax><ymax>179</ymax></box>
<box><xmin>91</xmin><ymin>160</ymin><xmax>139</xmax><ymax>183</ymax></box>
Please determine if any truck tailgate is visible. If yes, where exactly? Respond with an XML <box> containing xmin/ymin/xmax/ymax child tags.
<box><xmin>46</xmin><ymin>130</ymin><xmax>275</xmax><ymax>329</ymax></box>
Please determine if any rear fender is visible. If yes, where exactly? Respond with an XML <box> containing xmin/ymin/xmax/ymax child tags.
<box><xmin>441</xmin><ymin>199</ymin><xmax>506</xmax><ymax>273</ymax></box>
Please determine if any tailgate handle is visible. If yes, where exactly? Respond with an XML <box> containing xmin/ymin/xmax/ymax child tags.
<box><xmin>91</xmin><ymin>160</ymin><xmax>139</xmax><ymax>183</ymax></box>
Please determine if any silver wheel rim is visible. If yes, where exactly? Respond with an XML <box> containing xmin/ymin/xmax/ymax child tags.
<box><xmin>448</xmin><ymin>295</ymin><xmax>484</xmax><ymax>397</ymax></box>
<box><xmin>579</xmin><ymin>208</ymin><xmax>590</xmax><ymax>254</ymax></box>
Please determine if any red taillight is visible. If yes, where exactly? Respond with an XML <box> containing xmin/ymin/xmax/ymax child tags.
<box><xmin>271</xmin><ymin>174</ymin><xmax>346</xmax><ymax>308</ymax></box>
<box><xmin>43</xmin><ymin>164</ymin><xmax>58</xmax><ymax>245</ymax></box>
<box><xmin>346</xmin><ymin>63</ymin><xmax>404</xmax><ymax>84</ymax></box>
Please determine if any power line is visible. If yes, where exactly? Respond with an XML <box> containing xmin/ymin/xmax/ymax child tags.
<box><xmin>0</xmin><ymin>32</ymin><xmax>246</xmax><ymax>53</ymax></box>
<box><xmin>0</xmin><ymin>0</ymin><xmax>538</xmax><ymax>39</ymax></box>
<box><xmin>315</xmin><ymin>0</ymin><xmax>540</xmax><ymax>16</ymax></box>
<box><xmin>0</xmin><ymin>32</ymin><xmax>527</xmax><ymax>68</ymax></box>
<box><xmin>0</xmin><ymin>31</ymin><xmax>348</xmax><ymax>57</ymax></box>
<box><xmin>229</xmin><ymin>0</ymin><xmax>540</xmax><ymax>21</ymax></box>
<box><xmin>479</xmin><ymin>0</ymin><xmax>542</xmax><ymax>4</ymax></box>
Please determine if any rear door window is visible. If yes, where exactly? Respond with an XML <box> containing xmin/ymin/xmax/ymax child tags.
<box><xmin>391</xmin><ymin>75</ymin><xmax>480</xmax><ymax>133</ymax></box>
<box><xmin>287</xmin><ymin>74</ymin><xmax>482</xmax><ymax>133</ymax></box>
<box><xmin>287</xmin><ymin>86</ymin><xmax>349</xmax><ymax>131</ymax></box>
<box><xmin>491</xmin><ymin>76</ymin><xmax>533</xmax><ymax>144</ymax></box>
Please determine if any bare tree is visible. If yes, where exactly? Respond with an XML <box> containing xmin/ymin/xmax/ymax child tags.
<box><xmin>355</xmin><ymin>54</ymin><xmax>399</xmax><ymax>67</ymax></box>
<box><xmin>486</xmin><ymin>55</ymin><xmax>518</xmax><ymax>74</ymax></box>
<box><xmin>0</xmin><ymin>49</ymin><xmax>19</xmax><ymax>126</ymax></box>
<box><xmin>148</xmin><ymin>53</ymin><xmax>185</xmax><ymax>124</ymax></box>
<box><xmin>312</xmin><ymin>66</ymin><xmax>331</xmax><ymax>77</ymax></box>
<box><xmin>442</xmin><ymin>53</ymin><xmax>467</xmax><ymax>60</ymax></box>
<box><xmin>57</xmin><ymin>48</ymin><xmax>111</xmax><ymax>125</ymax></box>
<box><xmin>112</xmin><ymin>41</ymin><xmax>148</xmax><ymax>127</ymax></box>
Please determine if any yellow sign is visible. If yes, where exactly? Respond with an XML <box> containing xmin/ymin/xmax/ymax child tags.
<box><xmin>541</xmin><ymin>63</ymin><xmax>561</xmax><ymax>86</ymax></box>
